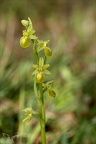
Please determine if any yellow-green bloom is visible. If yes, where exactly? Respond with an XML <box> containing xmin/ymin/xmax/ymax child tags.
<box><xmin>20</xmin><ymin>17</ymin><xmax>37</xmax><ymax>49</ymax></box>
<box><xmin>37</xmin><ymin>40</ymin><xmax>52</xmax><ymax>56</ymax></box>
<box><xmin>32</xmin><ymin>58</ymin><xmax>51</xmax><ymax>83</ymax></box>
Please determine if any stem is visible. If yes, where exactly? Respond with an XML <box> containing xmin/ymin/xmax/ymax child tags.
<box><xmin>34</xmin><ymin>82</ymin><xmax>46</xmax><ymax>144</ymax></box>
<box><xmin>32</xmin><ymin>39</ymin><xmax>39</xmax><ymax>64</ymax></box>
<box><xmin>32</xmin><ymin>39</ymin><xmax>46</xmax><ymax>143</ymax></box>
<box><xmin>39</xmin><ymin>83</ymin><xmax>46</xmax><ymax>144</ymax></box>
<box><xmin>34</xmin><ymin>82</ymin><xmax>38</xmax><ymax>98</ymax></box>
<box><xmin>34</xmin><ymin>82</ymin><xmax>43</xmax><ymax>106</ymax></box>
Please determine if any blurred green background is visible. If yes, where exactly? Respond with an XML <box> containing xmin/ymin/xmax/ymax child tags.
<box><xmin>0</xmin><ymin>0</ymin><xmax>96</xmax><ymax>144</ymax></box>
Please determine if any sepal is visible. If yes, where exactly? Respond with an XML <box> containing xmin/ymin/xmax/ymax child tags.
<box><xmin>27</xmin><ymin>29</ymin><xmax>35</xmax><ymax>35</ymax></box>
<box><xmin>42</xmin><ymin>64</ymin><xmax>50</xmax><ymax>69</ymax></box>
<box><xmin>29</xmin><ymin>35</ymin><xmax>37</xmax><ymax>40</ymax></box>
<box><xmin>21</xmin><ymin>20</ymin><xmax>29</xmax><ymax>27</ymax></box>
<box><xmin>32</xmin><ymin>64</ymin><xmax>39</xmax><ymax>69</ymax></box>
<box><xmin>44</xmin><ymin>69</ymin><xmax>51</xmax><ymax>74</ymax></box>
<box><xmin>32</xmin><ymin>70</ymin><xmax>37</xmax><ymax>75</ymax></box>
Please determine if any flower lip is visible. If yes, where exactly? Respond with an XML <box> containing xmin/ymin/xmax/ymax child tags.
<box><xmin>20</xmin><ymin>36</ymin><xmax>31</xmax><ymax>48</ymax></box>
<box><xmin>35</xmin><ymin>72</ymin><xmax>45</xmax><ymax>83</ymax></box>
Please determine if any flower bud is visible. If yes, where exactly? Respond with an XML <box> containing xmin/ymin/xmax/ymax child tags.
<box><xmin>35</xmin><ymin>72</ymin><xmax>45</xmax><ymax>83</ymax></box>
<box><xmin>44</xmin><ymin>47</ymin><xmax>52</xmax><ymax>56</ymax></box>
<box><xmin>21</xmin><ymin>20</ymin><xmax>29</xmax><ymax>27</ymax></box>
<box><xmin>20</xmin><ymin>36</ymin><xmax>30</xmax><ymax>48</ymax></box>
<box><xmin>48</xmin><ymin>89</ymin><xmax>56</xmax><ymax>97</ymax></box>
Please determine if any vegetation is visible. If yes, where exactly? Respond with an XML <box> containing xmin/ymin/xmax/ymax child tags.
<box><xmin>0</xmin><ymin>0</ymin><xmax>96</xmax><ymax>144</ymax></box>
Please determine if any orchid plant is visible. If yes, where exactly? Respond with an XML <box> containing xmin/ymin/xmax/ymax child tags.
<box><xmin>20</xmin><ymin>17</ymin><xmax>56</xmax><ymax>144</ymax></box>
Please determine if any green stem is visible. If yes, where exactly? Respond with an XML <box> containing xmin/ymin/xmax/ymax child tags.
<box><xmin>34</xmin><ymin>82</ymin><xmax>38</xmax><ymax>98</ymax></box>
<box><xmin>34</xmin><ymin>82</ymin><xmax>43</xmax><ymax>106</ymax></box>
<box><xmin>32</xmin><ymin>39</ymin><xmax>46</xmax><ymax>143</ymax></box>
<box><xmin>39</xmin><ymin>83</ymin><xmax>46</xmax><ymax>144</ymax></box>
<box><xmin>32</xmin><ymin>39</ymin><xmax>39</xmax><ymax>64</ymax></box>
